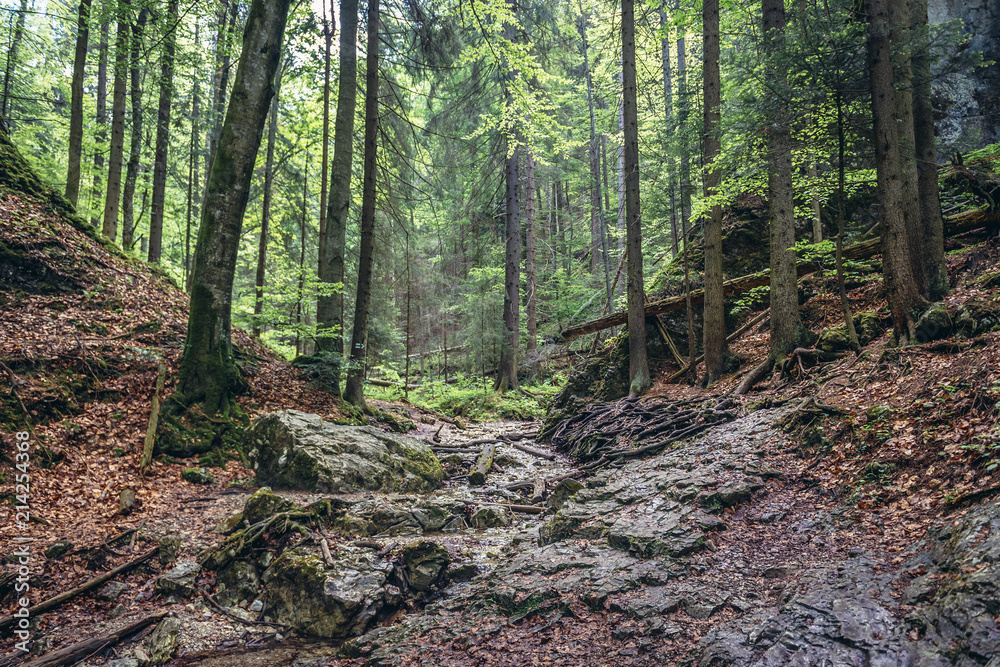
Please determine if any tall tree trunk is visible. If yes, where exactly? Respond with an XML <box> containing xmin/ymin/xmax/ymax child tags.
<box><xmin>91</xmin><ymin>19</ymin><xmax>109</xmax><ymax>226</ymax></box>
<box><xmin>295</xmin><ymin>158</ymin><xmax>309</xmax><ymax>355</ymax></box>
<box><xmin>867</xmin><ymin>0</ymin><xmax>926</xmax><ymax>344</ymax></box>
<box><xmin>525</xmin><ymin>148</ymin><xmax>538</xmax><ymax>352</ymax></box>
<box><xmin>206</xmin><ymin>0</ymin><xmax>237</xmax><ymax>171</ymax></box>
<box><xmin>343</xmin><ymin>0</ymin><xmax>379</xmax><ymax>407</ymax></box>
<box><xmin>887</xmin><ymin>0</ymin><xmax>925</xmax><ymax>293</ymax></box>
<box><xmin>495</xmin><ymin>5</ymin><xmax>521</xmax><ymax>394</ymax></box>
<box><xmin>318</xmin><ymin>0</ymin><xmax>334</xmax><ymax>275</ymax></box>
<box><xmin>317</xmin><ymin>0</ymin><xmax>359</xmax><ymax>397</ymax></box>
<box><xmin>910</xmin><ymin>0</ymin><xmax>947</xmax><ymax>300</ymax></box>
<box><xmin>615</xmin><ymin>77</ymin><xmax>625</xmax><ymax>300</ymax></box>
<box><xmin>661</xmin><ymin>2</ymin><xmax>679</xmax><ymax>258</ymax></box>
<box><xmin>702</xmin><ymin>0</ymin><xmax>727</xmax><ymax>384</ymax></box>
<box><xmin>103</xmin><ymin>9</ymin><xmax>130</xmax><ymax>243</ymax></box>
<box><xmin>253</xmin><ymin>55</ymin><xmax>283</xmax><ymax>338</ymax></box>
<box><xmin>174</xmin><ymin>0</ymin><xmax>292</xmax><ymax>415</ymax></box>
<box><xmin>622</xmin><ymin>0</ymin><xmax>650</xmax><ymax>396</ymax></box>
<box><xmin>66</xmin><ymin>0</ymin><xmax>93</xmax><ymax>207</ymax></box>
<box><xmin>1</xmin><ymin>0</ymin><xmax>27</xmax><ymax>121</ymax></box>
<box><xmin>764</xmin><ymin>0</ymin><xmax>805</xmax><ymax>360</ymax></box>
<box><xmin>122</xmin><ymin>7</ymin><xmax>148</xmax><ymax>251</ymax></box>
<box><xmin>676</xmin><ymin>2</ymin><xmax>696</xmax><ymax>375</ymax></box>
<box><xmin>835</xmin><ymin>88</ymin><xmax>860</xmax><ymax>349</ymax></box>
<box><xmin>185</xmin><ymin>21</ymin><xmax>201</xmax><ymax>290</ymax></box>
<box><xmin>149</xmin><ymin>0</ymin><xmax>179</xmax><ymax>263</ymax></box>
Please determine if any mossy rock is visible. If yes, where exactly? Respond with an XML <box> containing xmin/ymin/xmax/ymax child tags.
<box><xmin>155</xmin><ymin>405</ymin><xmax>246</xmax><ymax>458</ymax></box>
<box><xmin>181</xmin><ymin>467</ymin><xmax>215</xmax><ymax>485</ymax></box>
<box><xmin>547</xmin><ymin>479</ymin><xmax>584</xmax><ymax>511</ymax></box>
<box><xmin>401</xmin><ymin>540</ymin><xmax>450</xmax><ymax>592</ymax></box>
<box><xmin>914</xmin><ymin>302</ymin><xmax>953</xmax><ymax>343</ymax></box>
<box><xmin>243</xmin><ymin>487</ymin><xmax>295</xmax><ymax>524</ymax></box>
<box><xmin>816</xmin><ymin>311</ymin><xmax>885</xmax><ymax>352</ymax></box>
<box><xmin>954</xmin><ymin>296</ymin><xmax>1000</xmax><ymax>337</ymax></box>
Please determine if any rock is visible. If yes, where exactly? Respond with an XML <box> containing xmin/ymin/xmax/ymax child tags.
<box><xmin>181</xmin><ymin>467</ymin><xmax>215</xmax><ymax>485</ymax></box>
<box><xmin>213</xmin><ymin>512</ymin><xmax>244</xmax><ymax>535</ymax></box>
<box><xmin>158</xmin><ymin>534</ymin><xmax>182</xmax><ymax>567</ymax></box>
<box><xmin>145</xmin><ymin>617</ymin><xmax>181</xmax><ymax>665</ymax></box>
<box><xmin>816</xmin><ymin>312</ymin><xmax>885</xmax><ymax>351</ymax></box>
<box><xmin>119</xmin><ymin>488</ymin><xmax>136</xmax><ymax>515</ymax></box>
<box><xmin>245</xmin><ymin>410</ymin><xmax>444</xmax><ymax>493</ymax></box>
<box><xmin>263</xmin><ymin>547</ymin><xmax>394</xmax><ymax>638</ymax></box>
<box><xmin>816</xmin><ymin>326</ymin><xmax>851</xmax><ymax>352</ymax></box>
<box><xmin>217</xmin><ymin>560</ymin><xmax>260</xmax><ymax>607</ymax></box>
<box><xmin>915</xmin><ymin>302</ymin><xmax>953</xmax><ymax>343</ymax></box>
<box><xmin>331</xmin><ymin>496</ymin><xmax>466</xmax><ymax>537</ymax></box>
<box><xmin>243</xmin><ymin>487</ymin><xmax>295</xmax><ymax>525</ymax></box>
<box><xmin>96</xmin><ymin>581</ymin><xmax>129</xmax><ymax>602</ymax></box>
<box><xmin>154</xmin><ymin>560</ymin><xmax>201</xmax><ymax>598</ymax></box>
<box><xmin>546</xmin><ymin>479</ymin><xmax>584</xmax><ymax>511</ymax></box>
<box><xmin>106</xmin><ymin>659</ymin><xmax>140</xmax><ymax>667</ymax></box>
<box><xmin>447</xmin><ymin>563</ymin><xmax>480</xmax><ymax>582</ymax></box>
<box><xmin>44</xmin><ymin>541</ymin><xmax>72</xmax><ymax>560</ymax></box>
<box><xmin>107</xmin><ymin>603</ymin><xmax>126</xmax><ymax>619</ymax></box>
<box><xmin>954</xmin><ymin>296</ymin><xmax>1000</xmax><ymax>338</ymax></box>
<box><xmin>470</xmin><ymin>506</ymin><xmax>512</xmax><ymax>529</ymax></box>
<box><xmin>249</xmin><ymin>599</ymin><xmax>264</xmax><ymax>613</ymax></box>
<box><xmin>402</xmin><ymin>541</ymin><xmax>450</xmax><ymax>592</ymax></box>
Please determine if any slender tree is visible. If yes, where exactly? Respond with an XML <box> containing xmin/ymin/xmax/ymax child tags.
<box><xmin>316</xmin><ymin>0</ymin><xmax>359</xmax><ymax>397</ymax></box>
<box><xmin>122</xmin><ymin>7</ymin><xmax>148</xmax><ymax>251</ymax></box>
<box><xmin>253</xmin><ymin>55</ymin><xmax>284</xmax><ymax>338</ymax></box>
<box><xmin>702</xmin><ymin>0</ymin><xmax>727</xmax><ymax>383</ymax></box>
<box><xmin>318</xmin><ymin>0</ymin><xmax>334</xmax><ymax>263</ymax></box>
<box><xmin>343</xmin><ymin>0</ymin><xmax>380</xmax><ymax>407</ymax></box>
<box><xmin>525</xmin><ymin>148</ymin><xmax>538</xmax><ymax>352</ymax></box>
<box><xmin>623</xmin><ymin>0</ymin><xmax>650</xmax><ymax>396</ymax></box>
<box><xmin>1</xmin><ymin>0</ymin><xmax>27</xmax><ymax>121</ymax></box>
<box><xmin>173</xmin><ymin>0</ymin><xmax>292</xmax><ymax>415</ymax></box>
<box><xmin>65</xmin><ymin>0</ymin><xmax>93</xmax><ymax>207</ymax></box>
<box><xmin>91</xmin><ymin>19</ymin><xmax>109</xmax><ymax>226</ymax></box>
<box><xmin>149</xmin><ymin>0</ymin><xmax>179</xmax><ymax>263</ymax></box>
<box><xmin>102</xmin><ymin>7</ymin><xmax>130</xmax><ymax>243</ymax></box>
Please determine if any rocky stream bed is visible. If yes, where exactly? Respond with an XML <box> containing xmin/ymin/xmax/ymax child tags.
<box><xmin>61</xmin><ymin>403</ymin><xmax>1000</xmax><ymax>667</ymax></box>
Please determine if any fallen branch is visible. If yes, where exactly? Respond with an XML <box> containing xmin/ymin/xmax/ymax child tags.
<box><xmin>469</xmin><ymin>443</ymin><xmax>496</xmax><ymax>486</ymax></box>
<box><xmin>507</xmin><ymin>441</ymin><xmax>556</xmax><ymax>460</ymax></box>
<box><xmin>0</xmin><ymin>547</ymin><xmax>158</xmax><ymax>632</ymax></box>
<box><xmin>20</xmin><ymin>611</ymin><xmax>169</xmax><ymax>667</ymax></box>
<box><xmin>200</xmin><ymin>592</ymin><xmax>287</xmax><ymax>629</ymax></box>
<box><xmin>139</xmin><ymin>360</ymin><xmax>167</xmax><ymax>475</ymax></box>
<box><xmin>668</xmin><ymin>309</ymin><xmax>771</xmax><ymax>383</ymax></box>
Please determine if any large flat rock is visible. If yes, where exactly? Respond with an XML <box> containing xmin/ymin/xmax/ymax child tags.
<box><xmin>245</xmin><ymin>410</ymin><xmax>443</xmax><ymax>493</ymax></box>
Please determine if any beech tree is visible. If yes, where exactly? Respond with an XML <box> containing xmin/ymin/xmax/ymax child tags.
<box><xmin>173</xmin><ymin>0</ymin><xmax>292</xmax><ymax>414</ymax></box>
<box><xmin>149</xmin><ymin>0</ymin><xmax>179</xmax><ymax>264</ymax></box>
<box><xmin>65</xmin><ymin>0</ymin><xmax>92</xmax><ymax>207</ymax></box>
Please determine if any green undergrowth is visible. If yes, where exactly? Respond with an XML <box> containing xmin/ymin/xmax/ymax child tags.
<box><xmin>366</xmin><ymin>375</ymin><xmax>563</xmax><ymax>422</ymax></box>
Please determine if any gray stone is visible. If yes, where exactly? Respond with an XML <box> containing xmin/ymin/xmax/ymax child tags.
<box><xmin>213</xmin><ymin>512</ymin><xmax>244</xmax><ymax>535</ymax></box>
<box><xmin>546</xmin><ymin>479</ymin><xmax>584</xmax><ymax>510</ymax></box>
<box><xmin>217</xmin><ymin>560</ymin><xmax>260</xmax><ymax>607</ymax></box>
<box><xmin>157</xmin><ymin>534</ymin><xmax>182</xmax><ymax>567</ymax></box>
<box><xmin>470</xmin><ymin>506</ymin><xmax>512</xmax><ymax>529</ymax></box>
<box><xmin>154</xmin><ymin>560</ymin><xmax>201</xmax><ymax>598</ymax></box>
<box><xmin>106</xmin><ymin>659</ymin><xmax>140</xmax><ymax>667</ymax></box>
<box><xmin>96</xmin><ymin>581</ymin><xmax>129</xmax><ymax>602</ymax></box>
<box><xmin>243</xmin><ymin>487</ymin><xmax>295</xmax><ymax>525</ymax></box>
<box><xmin>915</xmin><ymin>302</ymin><xmax>953</xmax><ymax>343</ymax></box>
<box><xmin>146</xmin><ymin>617</ymin><xmax>181</xmax><ymax>664</ymax></box>
<box><xmin>245</xmin><ymin>410</ymin><xmax>444</xmax><ymax>494</ymax></box>
<box><xmin>107</xmin><ymin>603</ymin><xmax>126</xmax><ymax>619</ymax></box>
<box><xmin>402</xmin><ymin>540</ymin><xmax>450</xmax><ymax>592</ymax></box>
<box><xmin>181</xmin><ymin>467</ymin><xmax>215</xmax><ymax>485</ymax></box>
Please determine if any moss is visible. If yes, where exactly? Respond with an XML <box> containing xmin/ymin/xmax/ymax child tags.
<box><xmin>156</xmin><ymin>404</ymin><xmax>246</xmax><ymax>458</ymax></box>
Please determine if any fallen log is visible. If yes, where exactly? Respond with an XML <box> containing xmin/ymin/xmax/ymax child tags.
<box><xmin>561</xmin><ymin>207</ymin><xmax>1000</xmax><ymax>340</ymax></box>
<box><xmin>508</xmin><ymin>440</ymin><xmax>556</xmax><ymax>460</ymax></box>
<box><xmin>139</xmin><ymin>360</ymin><xmax>166</xmax><ymax>475</ymax></box>
<box><xmin>0</xmin><ymin>547</ymin><xmax>158</xmax><ymax>632</ymax></box>
<box><xmin>531</xmin><ymin>477</ymin><xmax>546</xmax><ymax>504</ymax></box>
<box><xmin>468</xmin><ymin>443</ymin><xmax>496</xmax><ymax>486</ymax></box>
<box><xmin>20</xmin><ymin>611</ymin><xmax>169</xmax><ymax>667</ymax></box>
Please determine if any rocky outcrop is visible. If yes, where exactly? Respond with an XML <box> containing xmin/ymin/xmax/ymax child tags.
<box><xmin>245</xmin><ymin>410</ymin><xmax>443</xmax><ymax>493</ymax></box>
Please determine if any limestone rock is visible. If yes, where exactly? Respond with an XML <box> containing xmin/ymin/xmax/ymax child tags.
<box><xmin>402</xmin><ymin>540</ymin><xmax>450</xmax><ymax>592</ymax></box>
<box><xmin>96</xmin><ymin>581</ymin><xmax>129</xmax><ymax>602</ymax></box>
<box><xmin>546</xmin><ymin>479</ymin><xmax>584</xmax><ymax>511</ymax></box>
<box><xmin>243</xmin><ymin>487</ymin><xmax>295</xmax><ymax>525</ymax></box>
<box><xmin>213</xmin><ymin>512</ymin><xmax>244</xmax><ymax>535</ymax></box>
<box><xmin>245</xmin><ymin>410</ymin><xmax>443</xmax><ymax>493</ymax></box>
<box><xmin>158</xmin><ymin>534</ymin><xmax>182</xmax><ymax>567</ymax></box>
<box><xmin>154</xmin><ymin>560</ymin><xmax>201</xmax><ymax>598</ymax></box>
<box><xmin>217</xmin><ymin>560</ymin><xmax>260</xmax><ymax>607</ymax></box>
<box><xmin>263</xmin><ymin>547</ymin><xmax>394</xmax><ymax>638</ymax></box>
<box><xmin>146</xmin><ymin>617</ymin><xmax>181</xmax><ymax>665</ymax></box>
<box><xmin>470</xmin><ymin>506</ymin><xmax>512</xmax><ymax>529</ymax></box>
<box><xmin>915</xmin><ymin>302</ymin><xmax>952</xmax><ymax>343</ymax></box>
<box><xmin>181</xmin><ymin>467</ymin><xmax>215</xmax><ymax>485</ymax></box>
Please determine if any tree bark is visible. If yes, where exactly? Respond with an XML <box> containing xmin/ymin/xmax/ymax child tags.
<box><xmin>525</xmin><ymin>148</ymin><xmax>538</xmax><ymax>352</ymax></box>
<box><xmin>102</xmin><ymin>8</ymin><xmax>130</xmax><ymax>243</ymax></box>
<box><xmin>91</xmin><ymin>19</ymin><xmax>109</xmax><ymax>226</ymax></box>
<box><xmin>661</xmin><ymin>2</ymin><xmax>679</xmax><ymax>258</ymax></box>
<box><xmin>764</xmin><ymin>0</ymin><xmax>805</xmax><ymax>360</ymax></box>
<box><xmin>317</xmin><ymin>0</ymin><xmax>359</xmax><ymax>397</ymax></box>
<box><xmin>494</xmin><ymin>7</ymin><xmax>520</xmax><ymax>394</ymax></box>
<box><xmin>254</xmin><ymin>55</ymin><xmax>284</xmax><ymax>338</ymax></box>
<box><xmin>185</xmin><ymin>21</ymin><xmax>201</xmax><ymax>290</ymax></box>
<box><xmin>65</xmin><ymin>0</ymin><xmax>92</xmax><ymax>207</ymax></box>
<box><xmin>122</xmin><ymin>7</ymin><xmax>148</xmax><ymax>251</ymax></box>
<box><xmin>702</xmin><ymin>0</ymin><xmax>727</xmax><ymax>383</ymax></box>
<box><xmin>174</xmin><ymin>0</ymin><xmax>292</xmax><ymax>415</ymax></box>
<box><xmin>318</xmin><ymin>0</ymin><xmax>334</xmax><ymax>276</ymax></box>
<box><xmin>867</xmin><ymin>0</ymin><xmax>926</xmax><ymax>344</ymax></box>
<box><xmin>207</xmin><ymin>0</ymin><xmax>237</xmax><ymax>172</ymax></box>
<box><xmin>343</xmin><ymin>0</ymin><xmax>379</xmax><ymax>407</ymax></box>
<box><xmin>148</xmin><ymin>0</ymin><xmax>179</xmax><ymax>263</ymax></box>
<box><xmin>0</xmin><ymin>0</ymin><xmax>27</xmax><ymax>121</ymax></box>
<box><xmin>910</xmin><ymin>0</ymin><xmax>947</xmax><ymax>300</ymax></box>
<box><xmin>622</xmin><ymin>0</ymin><xmax>650</xmax><ymax>396</ymax></box>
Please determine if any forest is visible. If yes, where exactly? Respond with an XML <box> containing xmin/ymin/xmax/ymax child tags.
<box><xmin>2</xmin><ymin>0</ymin><xmax>1000</xmax><ymax>664</ymax></box>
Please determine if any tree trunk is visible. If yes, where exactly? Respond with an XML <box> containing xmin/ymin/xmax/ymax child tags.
<box><xmin>615</xmin><ymin>79</ymin><xmax>625</xmax><ymax>299</ymax></box>
<box><xmin>65</xmin><ymin>0</ymin><xmax>93</xmax><ymax>207</ymax></box>
<box><xmin>343</xmin><ymin>0</ymin><xmax>379</xmax><ymax>407</ymax></box>
<box><xmin>1</xmin><ymin>0</ymin><xmax>27</xmax><ymax>121</ymax></box>
<box><xmin>702</xmin><ymin>0</ymin><xmax>727</xmax><ymax>384</ymax></box>
<box><xmin>764</xmin><ymin>0</ymin><xmax>805</xmax><ymax>359</ymax></box>
<box><xmin>676</xmin><ymin>0</ymin><xmax>695</xmax><ymax>373</ymax></box>
<box><xmin>910</xmin><ymin>0</ymin><xmax>948</xmax><ymax>300</ymax></box>
<box><xmin>207</xmin><ymin>0</ymin><xmax>237</xmax><ymax>172</ymax></box>
<box><xmin>254</xmin><ymin>55</ymin><xmax>284</xmax><ymax>338</ymax></box>
<box><xmin>525</xmin><ymin>148</ymin><xmax>538</xmax><ymax>352</ymax></box>
<box><xmin>836</xmin><ymin>88</ymin><xmax>860</xmax><ymax>349</ymax></box>
<box><xmin>317</xmin><ymin>0</ymin><xmax>359</xmax><ymax>397</ymax></box>
<box><xmin>122</xmin><ymin>7</ymin><xmax>148</xmax><ymax>252</ymax></box>
<box><xmin>91</xmin><ymin>20</ymin><xmax>109</xmax><ymax>226</ymax></box>
<box><xmin>295</xmin><ymin>158</ymin><xmax>309</xmax><ymax>355</ymax></box>
<box><xmin>174</xmin><ymin>0</ymin><xmax>292</xmax><ymax>415</ymax></box>
<box><xmin>494</xmin><ymin>6</ymin><xmax>520</xmax><ymax>394</ymax></box>
<box><xmin>102</xmin><ymin>9</ymin><xmax>129</xmax><ymax>243</ymax></box>
<box><xmin>318</xmin><ymin>0</ymin><xmax>334</xmax><ymax>276</ymax></box>
<box><xmin>149</xmin><ymin>0</ymin><xmax>179</xmax><ymax>264</ymax></box>
<box><xmin>622</xmin><ymin>0</ymin><xmax>650</xmax><ymax>396</ymax></box>
<box><xmin>661</xmin><ymin>2</ymin><xmax>679</xmax><ymax>258</ymax></box>
<box><xmin>867</xmin><ymin>0</ymin><xmax>926</xmax><ymax>344</ymax></box>
<box><xmin>185</xmin><ymin>21</ymin><xmax>201</xmax><ymax>290</ymax></box>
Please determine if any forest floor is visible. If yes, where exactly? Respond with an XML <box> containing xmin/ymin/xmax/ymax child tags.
<box><xmin>2</xmin><ymin>179</ymin><xmax>1000</xmax><ymax>666</ymax></box>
